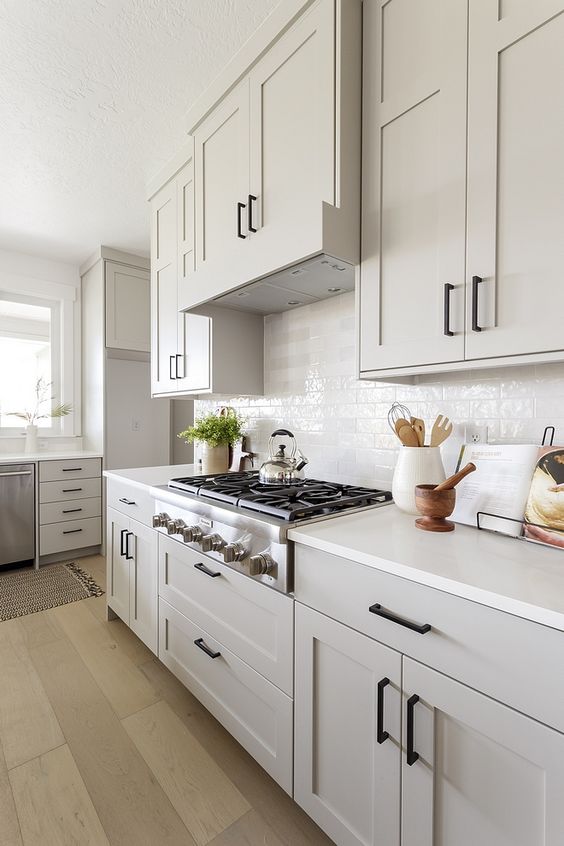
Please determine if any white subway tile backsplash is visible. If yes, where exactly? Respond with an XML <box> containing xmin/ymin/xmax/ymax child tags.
<box><xmin>195</xmin><ymin>292</ymin><xmax>564</xmax><ymax>485</ymax></box>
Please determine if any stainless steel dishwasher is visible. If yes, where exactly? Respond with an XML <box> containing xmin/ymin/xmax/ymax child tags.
<box><xmin>0</xmin><ymin>464</ymin><xmax>35</xmax><ymax>567</ymax></box>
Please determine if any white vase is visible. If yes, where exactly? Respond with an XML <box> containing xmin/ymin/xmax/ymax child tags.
<box><xmin>24</xmin><ymin>424</ymin><xmax>39</xmax><ymax>455</ymax></box>
<box><xmin>201</xmin><ymin>443</ymin><xmax>229</xmax><ymax>474</ymax></box>
<box><xmin>392</xmin><ymin>447</ymin><xmax>446</xmax><ymax>514</ymax></box>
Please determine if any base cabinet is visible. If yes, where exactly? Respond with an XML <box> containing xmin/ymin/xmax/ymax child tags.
<box><xmin>106</xmin><ymin>507</ymin><xmax>157</xmax><ymax>653</ymax></box>
<box><xmin>294</xmin><ymin>601</ymin><xmax>564</xmax><ymax>846</ymax></box>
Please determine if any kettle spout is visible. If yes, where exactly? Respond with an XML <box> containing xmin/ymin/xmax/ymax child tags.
<box><xmin>295</xmin><ymin>450</ymin><xmax>309</xmax><ymax>472</ymax></box>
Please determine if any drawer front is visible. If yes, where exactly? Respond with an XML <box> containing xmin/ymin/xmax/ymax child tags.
<box><xmin>40</xmin><ymin>517</ymin><xmax>102</xmax><ymax>556</ymax></box>
<box><xmin>39</xmin><ymin>458</ymin><xmax>101</xmax><ymax>482</ymax></box>
<box><xmin>159</xmin><ymin>598</ymin><xmax>293</xmax><ymax>794</ymax></box>
<box><xmin>295</xmin><ymin>545</ymin><xmax>564</xmax><ymax>735</ymax></box>
<box><xmin>40</xmin><ymin>478</ymin><xmax>101</xmax><ymax>503</ymax></box>
<box><xmin>106</xmin><ymin>478</ymin><xmax>154</xmax><ymax>526</ymax></box>
<box><xmin>40</xmin><ymin>497</ymin><xmax>102</xmax><ymax>525</ymax></box>
<box><xmin>159</xmin><ymin>534</ymin><xmax>294</xmax><ymax>695</ymax></box>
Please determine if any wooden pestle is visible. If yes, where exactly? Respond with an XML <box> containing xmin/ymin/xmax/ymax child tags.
<box><xmin>434</xmin><ymin>462</ymin><xmax>477</xmax><ymax>492</ymax></box>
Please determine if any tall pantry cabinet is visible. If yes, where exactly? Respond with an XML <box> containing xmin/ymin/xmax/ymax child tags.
<box><xmin>360</xmin><ymin>0</ymin><xmax>564</xmax><ymax>378</ymax></box>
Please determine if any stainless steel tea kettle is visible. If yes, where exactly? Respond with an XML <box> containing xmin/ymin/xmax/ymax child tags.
<box><xmin>259</xmin><ymin>429</ymin><xmax>309</xmax><ymax>484</ymax></box>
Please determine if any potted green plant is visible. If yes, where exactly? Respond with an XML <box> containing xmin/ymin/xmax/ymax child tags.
<box><xmin>178</xmin><ymin>408</ymin><xmax>245</xmax><ymax>473</ymax></box>
<box><xmin>6</xmin><ymin>378</ymin><xmax>73</xmax><ymax>454</ymax></box>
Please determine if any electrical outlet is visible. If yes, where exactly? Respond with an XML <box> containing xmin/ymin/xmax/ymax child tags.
<box><xmin>465</xmin><ymin>424</ymin><xmax>488</xmax><ymax>444</ymax></box>
<box><xmin>131</xmin><ymin>418</ymin><xmax>141</xmax><ymax>432</ymax></box>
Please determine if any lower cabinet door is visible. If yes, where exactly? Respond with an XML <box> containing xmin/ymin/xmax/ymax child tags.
<box><xmin>294</xmin><ymin>603</ymin><xmax>401</xmax><ymax>846</ymax></box>
<box><xmin>106</xmin><ymin>507</ymin><xmax>130</xmax><ymax>623</ymax></box>
<box><xmin>158</xmin><ymin>598</ymin><xmax>293</xmax><ymax>794</ymax></box>
<box><xmin>402</xmin><ymin>657</ymin><xmax>564</xmax><ymax>846</ymax></box>
<box><xmin>128</xmin><ymin>519</ymin><xmax>158</xmax><ymax>654</ymax></box>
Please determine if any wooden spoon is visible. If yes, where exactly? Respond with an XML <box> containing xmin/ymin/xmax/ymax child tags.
<box><xmin>397</xmin><ymin>424</ymin><xmax>420</xmax><ymax>447</ymax></box>
<box><xmin>434</xmin><ymin>462</ymin><xmax>476</xmax><ymax>491</ymax></box>
<box><xmin>410</xmin><ymin>417</ymin><xmax>425</xmax><ymax>447</ymax></box>
<box><xmin>394</xmin><ymin>418</ymin><xmax>412</xmax><ymax>437</ymax></box>
<box><xmin>430</xmin><ymin>414</ymin><xmax>453</xmax><ymax>447</ymax></box>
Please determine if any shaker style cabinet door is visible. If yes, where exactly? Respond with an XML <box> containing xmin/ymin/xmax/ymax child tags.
<box><xmin>193</xmin><ymin>80</ymin><xmax>250</xmax><ymax>274</ymax></box>
<box><xmin>466</xmin><ymin>1</ymin><xmax>564</xmax><ymax>359</ymax></box>
<box><xmin>401</xmin><ymin>657</ymin><xmax>564</xmax><ymax>846</ymax></box>
<box><xmin>106</xmin><ymin>507</ymin><xmax>130</xmax><ymax>623</ymax></box>
<box><xmin>105</xmin><ymin>261</ymin><xmax>150</xmax><ymax>352</ymax></box>
<box><xmin>128</xmin><ymin>518</ymin><xmax>158</xmax><ymax>654</ymax></box>
<box><xmin>294</xmin><ymin>603</ymin><xmax>402</xmax><ymax>846</ymax></box>
<box><xmin>359</xmin><ymin>0</ymin><xmax>467</xmax><ymax>372</ymax></box>
<box><xmin>248</xmin><ymin>0</ymin><xmax>334</xmax><ymax>274</ymax></box>
<box><xmin>150</xmin><ymin>178</ymin><xmax>180</xmax><ymax>394</ymax></box>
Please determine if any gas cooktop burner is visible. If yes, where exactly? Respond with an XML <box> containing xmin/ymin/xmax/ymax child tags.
<box><xmin>168</xmin><ymin>472</ymin><xmax>392</xmax><ymax>522</ymax></box>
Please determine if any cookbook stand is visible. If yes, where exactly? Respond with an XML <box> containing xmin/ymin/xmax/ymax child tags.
<box><xmin>474</xmin><ymin>426</ymin><xmax>564</xmax><ymax>545</ymax></box>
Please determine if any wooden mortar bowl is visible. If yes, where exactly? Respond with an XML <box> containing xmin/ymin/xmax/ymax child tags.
<box><xmin>414</xmin><ymin>484</ymin><xmax>456</xmax><ymax>533</ymax></box>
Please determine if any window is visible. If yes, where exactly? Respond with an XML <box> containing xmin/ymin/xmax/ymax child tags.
<box><xmin>0</xmin><ymin>293</ymin><xmax>66</xmax><ymax>434</ymax></box>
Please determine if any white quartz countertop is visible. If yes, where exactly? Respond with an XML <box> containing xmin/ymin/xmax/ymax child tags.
<box><xmin>289</xmin><ymin>504</ymin><xmax>564</xmax><ymax>631</ymax></box>
<box><xmin>104</xmin><ymin>464</ymin><xmax>198</xmax><ymax>491</ymax></box>
<box><xmin>0</xmin><ymin>451</ymin><xmax>102</xmax><ymax>465</ymax></box>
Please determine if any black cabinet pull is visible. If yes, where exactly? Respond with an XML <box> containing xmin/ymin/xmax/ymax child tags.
<box><xmin>63</xmin><ymin>528</ymin><xmax>83</xmax><ymax>535</ymax></box>
<box><xmin>194</xmin><ymin>637</ymin><xmax>221</xmax><ymax>659</ymax></box>
<box><xmin>377</xmin><ymin>677</ymin><xmax>390</xmax><ymax>744</ymax></box>
<box><xmin>369</xmin><ymin>603</ymin><xmax>431</xmax><ymax>634</ymax></box>
<box><xmin>472</xmin><ymin>275</ymin><xmax>483</xmax><ymax>332</ymax></box>
<box><xmin>169</xmin><ymin>355</ymin><xmax>177</xmax><ymax>380</ymax></box>
<box><xmin>120</xmin><ymin>528</ymin><xmax>127</xmax><ymax>556</ymax></box>
<box><xmin>443</xmin><ymin>283</ymin><xmax>454</xmax><ymax>337</ymax></box>
<box><xmin>175</xmin><ymin>353</ymin><xmax>184</xmax><ymax>379</ymax></box>
<box><xmin>118</xmin><ymin>497</ymin><xmax>136</xmax><ymax>506</ymax></box>
<box><xmin>62</xmin><ymin>488</ymin><xmax>82</xmax><ymax>493</ymax></box>
<box><xmin>237</xmin><ymin>202</ymin><xmax>247</xmax><ymax>239</ymax></box>
<box><xmin>62</xmin><ymin>467</ymin><xmax>83</xmax><ymax>472</ymax></box>
<box><xmin>194</xmin><ymin>561</ymin><xmax>221</xmax><ymax>578</ymax></box>
<box><xmin>248</xmin><ymin>194</ymin><xmax>258</xmax><ymax>232</ymax></box>
<box><xmin>62</xmin><ymin>508</ymin><xmax>82</xmax><ymax>514</ymax></box>
<box><xmin>406</xmin><ymin>694</ymin><xmax>420</xmax><ymax>766</ymax></box>
<box><xmin>125</xmin><ymin>531</ymin><xmax>134</xmax><ymax>560</ymax></box>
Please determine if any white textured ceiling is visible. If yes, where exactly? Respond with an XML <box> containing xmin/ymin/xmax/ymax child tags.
<box><xmin>0</xmin><ymin>0</ymin><xmax>279</xmax><ymax>265</ymax></box>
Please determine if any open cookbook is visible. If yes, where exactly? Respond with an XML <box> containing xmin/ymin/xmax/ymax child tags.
<box><xmin>451</xmin><ymin>443</ymin><xmax>564</xmax><ymax>548</ymax></box>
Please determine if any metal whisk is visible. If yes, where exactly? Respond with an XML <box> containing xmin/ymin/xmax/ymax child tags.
<box><xmin>387</xmin><ymin>401</ymin><xmax>412</xmax><ymax>436</ymax></box>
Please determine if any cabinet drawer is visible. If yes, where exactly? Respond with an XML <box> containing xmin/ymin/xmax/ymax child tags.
<box><xmin>40</xmin><ymin>497</ymin><xmax>101</xmax><ymax>525</ymax></box>
<box><xmin>295</xmin><ymin>545</ymin><xmax>564</xmax><ymax>735</ymax></box>
<box><xmin>106</xmin><ymin>478</ymin><xmax>154</xmax><ymax>526</ymax></box>
<box><xmin>40</xmin><ymin>478</ymin><xmax>101</xmax><ymax>503</ymax></box>
<box><xmin>159</xmin><ymin>598</ymin><xmax>293</xmax><ymax>794</ymax></box>
<box><xmin>159</xmin><ymin>534</ymin><xmax>294</xmax><ymax>694</ymax></box>
<box><xmin>40</xmin><ymin>517</ymin><xmax>101</xmax><ymax>556</ymax></box>
<box><xmin>39</xmin><ymin>458</ymin><xmax>101</xmax><ymax>482</ymax></box>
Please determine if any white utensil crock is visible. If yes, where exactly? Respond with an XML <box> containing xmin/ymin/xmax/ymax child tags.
<box><xmin>392</xmin><ymin>447</ymin><xmax>446</xmax><ymax>514</ymax></box>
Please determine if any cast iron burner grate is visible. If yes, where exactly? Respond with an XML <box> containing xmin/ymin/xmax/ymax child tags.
<box><xmin>168</xmin><ymin>472</ymin><xmax>392</xmax><ymax>521</ymax></box>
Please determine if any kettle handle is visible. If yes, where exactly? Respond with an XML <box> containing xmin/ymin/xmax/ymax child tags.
<box><xmin>268</xmin><ymin>429</ymin><xmax>296</xmax><ymax>459</ymax></box>
<box><xmin>271</xmin><ymin>429</ymin><xmax>294</xmax><ymax>437</ymax></box>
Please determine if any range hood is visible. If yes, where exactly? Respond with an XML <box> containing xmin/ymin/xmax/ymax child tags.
<box><xmin>208</xmin><ymin>254</ymin><xmax>355</xmax><ymax>315</ymax></box>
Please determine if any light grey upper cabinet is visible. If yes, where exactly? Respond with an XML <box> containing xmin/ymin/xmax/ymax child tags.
<box><xmin>360</xmin><ymin>0</ymin><xmax>564</xmax><ymax>379</ymax></box>
<box><xmin>105</xmin><ymin>261</ymin><xmax>150</xmax><ymax>353</ymax></box>
<box><xmin>180</xmin><ymin>0</ymin><xmax>362</xmax><ymax>312</ymax></box>
<box><xmin>360</xmin><ymin>0</ymin><xmax>467</xmax><ymax>374</ymax></box>
<box><xmin>465</xmin><ymin>0</ymin><xmax>564</xmax><ymax>360</ymax></box>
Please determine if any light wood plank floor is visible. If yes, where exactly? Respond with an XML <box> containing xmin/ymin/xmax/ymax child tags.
<box><xmin>0</xmin><ymin>555</ymin><xmax>332</xmax><ymax>846</ymax></box>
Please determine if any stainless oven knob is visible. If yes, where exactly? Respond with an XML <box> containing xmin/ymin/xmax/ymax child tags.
<box><xmin>182</xmin><ymin>525</ymin><xmax>203</xmax><ymax>543</ymax></box>
<box><xmin>222</xmin><ymin>542</ymin><xmax>247</xmax><ymax>564</ymax></box>
<box><xmin>167</xmin><ymin>519</ymin><xmax>186</xmax><ymax>535</ymax></box>
<box><xmin>152</xmin><ymin>512</ymin><xmax>170</xmax><ymax>528</ymax></box>
<box><xmin>201</xmin><ymin>533</ymin><xmax>226</xmax><ymax>553</ymax></box>
<box><xmin>249</xmin><ymin>553</ymin><xmax>274</xmax><ymax>576</ymax></box>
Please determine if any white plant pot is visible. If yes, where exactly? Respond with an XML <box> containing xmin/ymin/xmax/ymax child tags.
<box><xmin>201</xmin><ymin>443</ymin><xmax>229</xmax><ymax>475</ymax></box>
<box><xmin>24</xmin><ymin>424</ymin><xmax>39</xmax><ymax>455</ymax></box>
<box><xmin>392</xmin><ymin>447</ymin><xmax>446</xmax><ymax>514</ymax></box>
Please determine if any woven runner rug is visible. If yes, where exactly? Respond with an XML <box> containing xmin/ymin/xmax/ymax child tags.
<box><xmin>0</xmin><ymin>562</ymin><xmax>103</xmax><ymax>622</ymax></box>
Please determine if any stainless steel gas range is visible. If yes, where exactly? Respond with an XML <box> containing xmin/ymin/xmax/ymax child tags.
<box><xmin>153</xmin><ymin>472</ymin><xmax>392</xmax><ymax>594</ymax></box>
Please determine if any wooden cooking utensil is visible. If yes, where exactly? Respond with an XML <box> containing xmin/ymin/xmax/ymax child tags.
<box><xmin>397</xmin><ymin>424</ymin><xmax>420</xmax><ymax>447</ymax></box>
<box><xmin>410</xmin><ymin>417</ymin><xmax>425</xmax><ymax>447</ymax></box>
<box><xmin>430</xmin><ymin>414</ymin><xmax>453</xmax><ymax>447</ymax></box>
<box><xmin>394</xmin><ymin>418</ymin><xmax>411</xmax><ymax>436</ymax></box>
<box><xmin>434</xmin><ymin>462</ymin><xmax>477</xmax><ymax>491</ymax></box>
<box><xmin>414</xmin><ymin>485</ymin><xmax>456</xmax><ymax>532</ymax></box>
